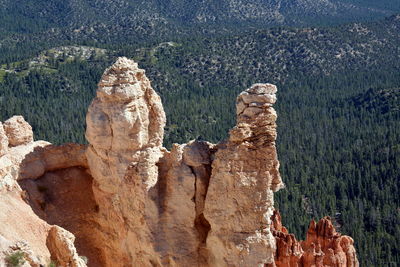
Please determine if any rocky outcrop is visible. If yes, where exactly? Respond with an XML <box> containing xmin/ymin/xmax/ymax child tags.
<box><xmin>0</xmin><ymin>57</ymin><xmax>358</xmax><ymax>267</ymax></box>
<box><xmin>269</xmin><ymin>210</ymin><xmax>303</xmax><ymax>267</ymax></box>
<box><xmin>0</xmin><ymin>141</ymin><xmax>48</xmax><ymax>190</ymax></box>
<box><xmin>0</xmin><ymin>190</ymin><xmax>51</xmax><ymax>267</ymax></box>
<box><xmin>0</xmin><ymin>118</ymin><xmax>88</xmax><ymax>267</ymax></box>
<box><xmin>0</xmin><ymin>163</ymin><xmax>89</xmax><ymax>267</ymax></box>
<box><xmin>86</xmin><ymin>57</ymin><xmax>166</xmax><ymax>192</ymax></box>
<box><xmin>301</xmin><ymin>217</ymin><xmax>359</xmax><ymax>267</ymax></box>
<box><xmin>1</xmin><ymin>239</ymin><xmax>45</xmax><ymax>267</ymax></box>
<box><xmin>18</xmin><ymin>143</ymin><xmax>88</xmax><ymax>180</ymax></box>
<box><xmin>0</xmin><ymin>118</ymin><xmax>86</xmax><ymax>186</ymax></box>
<box><xmin>0</xmin><ymin>141</ymin><xmax>87</xmax><ymax>191</ymax></box>
<box><xmin>85</xmin><ymin>57</ymin><xmax>166</xmax><ymax>266</ymax></box>
<box><xmin>204</xmin><ymin>83</ymin><xmax>284</xmax><ymax>266</ymax></box>
<box><xmin>270</xmin><ymin>210</ymin><xmax>359</xmax><ymax>267</ymax></box>
<box><xmin>19</xmin><ymin>166</ymin><xmax>102</xmax><ymax>267</ymax></box>
<box><xmin>84</xmin><ymin>59</ymin><xmax>286</xmax><ymax>266</ymax></box>
<box><xmin>46</xmin><ymin>226</ymin><xmax>86</xmax><ymax>267</ymax></box>
<box><xmin>3</xmin><ymin>116</ymin><xmax>34</xmax><ymax>147</ymax></box>
<box><xmin>155</xmin><ymin>140</ymin><xmax>214</xmax><ymax>266</ymax></box>
<box><xmin>0</xmin><ymin>122</ymin><xmax>8</xmax><ymax>156</ymax></box>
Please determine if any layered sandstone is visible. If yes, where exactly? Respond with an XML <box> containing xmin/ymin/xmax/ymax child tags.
<box><xmin>84</xmin><ymin>58</ymin><xmax>215</xmax><ymax>266</ymax></box>
<box><xmin>86</xmin><ymin>56</ymin><xmax>166</xmax><ymax>192</ymax></box>
<box><xmin>204</xmin><ymin>83</ymin><xmax>284</xmax><ymax>266</ymax></box>
<box><xmin>46</xmin><ymin>226</ymin><xmax>86</xmax><ymax>267</ymax></box>
<box><xmin>85</xmin><ymin>57</ymin><xmax>167</xmax><ymax>266</ymax></box>
<box><xmin>0</xmin><ymin>57</ymin><xmax>358</xmax><ymax>267</ymax></box>
<box><xmin>0</xmin><ymin>118</ymin><xmax>88</xmax><ymax>267</ymax></box>
<box><xmin>83</xmin><ymin>59</ymin><xmax>286</xmax><ymax>266</ymax></box>
<box><xmin>3</xmin><ymin>116</ymin><xmax>34</xmax><ymax>147</ymax></box>
<box><xmin>270</xmin><ymin>210</ymin><xmax>359</xmax><ymax>267</ymax></box>
<box><xmin>156</xmin><ymin>140</ymin><xmax>214</xmax><ymax>266</ymax></box>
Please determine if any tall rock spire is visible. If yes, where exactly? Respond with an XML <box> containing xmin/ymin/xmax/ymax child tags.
<box><xmin>86</xmin><ymin>56</ymin><xmax>166</xmax><ymax>192</ymax></box>
<box><xmin>85</xmin><ymin>57</ymin><xmax>166</xmax><ymax>266</ymax></box>
<box><xmin>204</xmin><ymin>83</ymin><xmax>284</xmax><ymax>266</ymax></box>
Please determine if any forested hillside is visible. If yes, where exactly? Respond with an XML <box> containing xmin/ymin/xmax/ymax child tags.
<box><xmin>1</xmin><ymin>0</ymin><xmax>400</xmax><ymax>36</ymax></box>
<box><xmin>1</xmin><ymin>0</ymin><xmax>400</xmax><ymax>62</ymax></box>
<box><xmin>0</xmin><ymin>3</ymin><xmax>399</xmax><ymax>266</ymax></box>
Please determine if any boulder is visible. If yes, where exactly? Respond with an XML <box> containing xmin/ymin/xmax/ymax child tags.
<box><xmin>3</xmin><ymin>116</ymin><xmax>33</xmax><ymax>147</ymax></box>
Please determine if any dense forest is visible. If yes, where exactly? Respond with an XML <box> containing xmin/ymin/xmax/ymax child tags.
<box><xmin>0</xmin><ymin>3</ymin><xmax>399</xmax><ymax>266</ymax></box>
<box><xmin>1</xmin><ymin>0</ymin><xmax>400</xmax><ymax>36</ymax></box>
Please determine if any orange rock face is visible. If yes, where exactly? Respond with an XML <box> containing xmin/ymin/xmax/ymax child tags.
<box><xmin>270</xmin><ymin>210</ymin><xmax>359</xmax><ymax>267</ymax></box>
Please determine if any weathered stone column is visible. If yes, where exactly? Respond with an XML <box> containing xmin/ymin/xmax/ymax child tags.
<box><xmin>204</xmin><ymin>83</ymin><xmax>284</xmax><ymax>266</ymax></box>
<box><xmin>85</xmin><ymin>57</ymin><xmax>166</xmax><ymax>266</ymax></box>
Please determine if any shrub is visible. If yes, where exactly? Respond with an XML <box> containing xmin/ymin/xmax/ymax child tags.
<box><xmin>5</xmin><ymin>251</ymin><xmax>25</xmax><ymax>267</ymax></box>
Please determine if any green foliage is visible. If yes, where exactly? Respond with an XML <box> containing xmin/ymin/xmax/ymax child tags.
<box><xmin>353</xmin><ymin>87</ymin><xmax>400</xmax><ymax>113</ymax></box>
<box><xmin>0</xmin><ymin>0</ymin><xmax>399</xmax><ymax>37</ymax></box>
<box><xmin>48</xmin><ymin>260</ymin><xmax>57</xmax><ymax>267</ymax></box>
<box><xmin>0</xmin><ymin>69</ymin><xmax>6</xmax><ymax>82</ymax></box>
<box><xmin>5</xmin><ymin>251</ymin><xmax>25</xmax><ymax>267</ymax></box>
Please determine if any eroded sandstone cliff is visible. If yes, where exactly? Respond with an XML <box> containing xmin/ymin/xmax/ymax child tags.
<box><xmin>0</xmin><ymin>57</ymin><xmax>358</xmax><ymax>267</ymax></box>
<box><xmin>0</xmin><ymin>117</ymin><xmax>87</xmax><ymax>267</ymax></box>
<box><xmin>270</xmin><ymin>210</ymin><xmax>359</xmax><ymax>267</ymax></box>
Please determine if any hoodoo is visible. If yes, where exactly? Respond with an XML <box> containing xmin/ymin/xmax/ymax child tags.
<box><xmin>85</xmin><ymin>57</ymin><xmax>167</xmax><ymax>266</ymax></box>
<box><xmin>270</xmin><ymin>210</ymin><xmax>359</xmax><ymax>267</ymax></box>
<box><xmin>0</xmin><ymin>58</ymin><xmax>358</xmax><ymax>267</ymax></box>
<box><xmin>204</xmin><ymin>83</ymin><xmax>284</xmax><ymax>266</ymax></box>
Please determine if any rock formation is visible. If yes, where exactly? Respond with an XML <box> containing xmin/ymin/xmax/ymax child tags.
<box><xmin>0</xmin><ymin>57</ymin><xmax>358</xmax><ymax>267</ymax></box>
<box><xmin>270</xmin><ymin>210</ymin><xmax>359</xmax><ymax>267</ymax></box>
<box><xmin>83</xmin><ymin>60</ymin><xmax>286</xmax><ymax>266</ymax></box>
<box><xmin>86</xmin><ymin>57</ymin><xmax>166</xmax><ymax>192</ymax></box>
<box><xmin>0</xmin><ymin>118</ymin><xmax>87</xmax><ymax>267</ymax></box>
<box><xmin>156</xmin><ymin>140</ymin><xmax>215</xmax><ymax>266</ymax></box>
<box><xmin>85</xmin><ymin>57</ymin><xmax>167</xmax><ymax>266</ymax></box>
<box><xmin>3</xmin><ymin>116</ymin><xmax>34</xmax><ymax>147</ymax></box>
<box><xmin>203</xmin><ymin>83</ymin><xmax>284</xmax><ymax>266</ymax></box>
<box><xmin>46</xmin><ymin>226</ymin><xmax>86</xmax><ymax>267</ymax></box>
<box><xmin>0</xmin><ymin>122</ymin><xmax>8</xmax><ymax>156</ymax></box>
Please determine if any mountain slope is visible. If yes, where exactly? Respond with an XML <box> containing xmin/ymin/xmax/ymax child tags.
<box><xmin>0</xmin><ymin>0</ymin><xmax>399</xmax><ymax>36</ymax></box>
